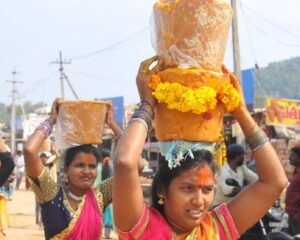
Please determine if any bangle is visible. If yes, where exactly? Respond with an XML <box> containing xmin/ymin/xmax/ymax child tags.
<box><xmin>129</xmin><ymin>118</ymin><xmax>148</xmax><ymax>132</ymax></box>
<box><xmin>131</xmin><ymin>109</ymin><xmax>153</xmax><ymax>131</ymax></box>
<box><xmin>115</xmin><ymin>132</ymin><xmax>123</xmax><ymax>142</ymax></box>
<box><xmin>36</xmin><ymin>119</ymin><xmax>53</xmax><ymax>138</ymax></box>
<box><xmin>246</xmin><ymin>128</ymin><xmax>269</xmax><ymax>152</ymax></box>
<box><xmin>139</xmin><ymin>100</ymin><xmax>154</xmax><ymax>115</ymax></box>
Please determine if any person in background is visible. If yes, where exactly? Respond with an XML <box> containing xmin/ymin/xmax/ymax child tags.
<box><xmin>285</xmin><ymin>147</ymin><xmax>300</xmax><ymax>236</ymax></box>
<box><xmin>0</xmin><ymin>143</ymin><xmax>15</xmax><ymax>186</ymax></box>
<box><xmin>0</xmin><ymin>143</ymin><xmax>15</xmax><ymax>237</ymax></box>
<box><xmin>101</xmin><ymin>149</ymin><xmax>114</xmax><ymax>239</ymax></box>
<box><xmin>214</xmin><ymin>144</ymin><xmax>258</xmax><ymax>206</ymax></box>
<box><xmin>14</xmin><ymin>150</ymin><xmax>25</xmax><ymax>190</ymax></box>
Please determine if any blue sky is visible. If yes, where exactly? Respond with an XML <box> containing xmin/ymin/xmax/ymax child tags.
<box><xmin>1</xmin><ymin>0</ymin><xmax>300</xmax><ymax>106</ymax></box>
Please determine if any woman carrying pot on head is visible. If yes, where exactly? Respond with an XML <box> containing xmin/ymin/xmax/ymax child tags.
<box><xmin>24</xmin><ymin>99</ymin><xmax>122</xmax><ymax>240</ymax></box>
<box><xmin>112</xmin><ymin>56</ymin><xmax>288</xmax><ymax>239</ymax></box>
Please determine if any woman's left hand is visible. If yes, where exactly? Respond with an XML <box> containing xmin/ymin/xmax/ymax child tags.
<box><xmin>105</xmin><ymin>102</ymin><xmax>116</xmax><ymax>127</ymax></box>
<box><xmin>136</xmin><ymin>56</ymin><xmax>160</xmax><ymax>106</ymax></box>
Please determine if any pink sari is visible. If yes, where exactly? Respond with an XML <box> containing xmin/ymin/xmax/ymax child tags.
<box><xmin>64</xmin><ymin>188</ymin><xmax>102</xmax><ymax>240</ymax></box>
<box><xmin>117</xmin><ymin>203</ymin><xmax>239</xmax><ymax>240</ymax></box>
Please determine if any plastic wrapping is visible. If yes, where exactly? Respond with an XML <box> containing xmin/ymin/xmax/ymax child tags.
<box><xmin>152</xmin><ymin>0</ymin><xmax>233</xmax><ymax>71</ymax></box>
<box><xmin>54</xmin><ymin>100</ymin><xmax>108</xmax><ymax>149</ymax></box>
<box><xmin>150</xmin><ymin>0</ymin><xmax>237</xmax><ymax>142</ymax></box>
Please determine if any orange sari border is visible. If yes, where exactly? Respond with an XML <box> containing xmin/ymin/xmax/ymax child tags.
<box><xmin>116</xmin><ymin>203</ymin><xmax>149</xmax><ymax>240</ymax></box>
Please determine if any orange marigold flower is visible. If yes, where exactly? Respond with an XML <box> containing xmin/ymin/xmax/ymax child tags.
<box><xmin>148</xmin><ymin>74</ymin><xmax>161</xmax><ymax>90</ymax></box>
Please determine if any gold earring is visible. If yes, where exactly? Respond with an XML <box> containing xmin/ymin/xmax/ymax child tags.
<box><xmin>64</xmin><ymin>174</ymin><xmax>69</xmax><ymax>184</ymax></box>
<box><xmin>158</xmin><ymin>197</ymin><xmax>164</xmax><ymax>205</ymax></box>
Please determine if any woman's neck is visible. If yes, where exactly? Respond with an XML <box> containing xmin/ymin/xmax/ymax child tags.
<box><xmin>68</xmin><ymin>185</ymin><xmax>87</xmax><ymax>197</ymax></box>
<box><xmin>163</xmin><ymin>212</ymin><xmax>187</xmax><ymax>235</ymax></box>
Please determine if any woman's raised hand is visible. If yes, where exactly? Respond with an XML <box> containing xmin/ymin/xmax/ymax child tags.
<box><xmin>105</xmin><ymin>102</ymin><xmax>116</xmax><ymax>127</ymax></box>
<box><xmin>49</xmin><ymin>98</ymin><xmax>63</xmax><ymax>125</ymax></box>
<box><xmin>136</xmin><ymin>56</ymin><xmax>160</xmax><ymax>106</ymax></box>
<box><xmin>222</xmin><ymin>65</ymin><xmax>247</xmax><ymax>118</ymax></box>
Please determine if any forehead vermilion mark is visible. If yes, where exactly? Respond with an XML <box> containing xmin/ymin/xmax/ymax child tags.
<box><xmin>82</xmin><ymin>155</ymin><xmax>95</xmax><ymax>164</ymax></box>
<box><xmin>195</xmin><ymin>166</ymin><xmax>213</xmax><ymax>185</ymax></box>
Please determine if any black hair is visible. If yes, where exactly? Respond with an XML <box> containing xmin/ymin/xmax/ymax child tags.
<box><xmin>151</xmin><ymin>149</ymin><xmax>216</xmax><ymax>214</ymax></box>
<box><xmin>227</xmin><ymin>150</ymin><xmax>243</xmax><ymax>162</ymax></box>
<box><xmin>63</xmin><ymin>144</ymin><xmax>100</xmax><ymax>167</ymax></box>
<box><xmin>291</xmin><ymin>147</ymin><xmax>300</xmax><ymax>157</ymax></box>
<box><xmin>101</xmin><ymin>148</ymin><xmax>111</xmax><ymax>159</ymax></box>
<box><xmin>40</xmin><ymin>153</ymin><xmax>48</xmax><ymax>158</ymax></box>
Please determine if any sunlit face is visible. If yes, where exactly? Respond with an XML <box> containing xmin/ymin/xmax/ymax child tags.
<box><xmin>163</xmin><ymin>165</ymin><xmax>215</xmax><ymax>233</ymax></box>
<box><xmin>65</xmin><ymin>152</ymin><xmax>98</xmax><ymax>191</ymax></box>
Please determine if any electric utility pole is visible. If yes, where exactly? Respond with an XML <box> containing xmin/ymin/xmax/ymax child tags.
<box><xmin>51</xmin><ymin>51</ymin><xmax>72</xmax><ymax>98</ymax></box>
<box><xmin>6</xmin><ymin>68</ymin><xmax>23</xmax><ymax>155</ymax></box>
<box><xmin>231</xmin><ymin>0</ymin><xmax>242</xmax><ymax>84</ymax></box>
<box><xmin>51</xmin><ymin>51</ymin><xmax>79</xmax><ymax>99</ymax></box>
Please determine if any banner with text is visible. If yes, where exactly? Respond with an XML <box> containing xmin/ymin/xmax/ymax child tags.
<box><xmin>266</xmin><ymin>97</ymin><xmax>300</xmax><ymax>126</ymax></box>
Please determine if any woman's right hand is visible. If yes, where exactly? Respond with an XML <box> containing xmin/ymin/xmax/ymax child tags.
<box><xmin>49</xmin><ymin>98</ymin><xmax>63</xmax><ymax>125</ymax></box>
<box><xmin>136</xmin><ymin>56</ymin><xmax>160</xmax><ymax>107</ymax></box>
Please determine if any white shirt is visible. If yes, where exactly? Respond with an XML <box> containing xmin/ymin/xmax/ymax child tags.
<box><xmin>214</xmin><ymin>162</ymin><xmax>258</xmax><ymax>205</ymax></box>
<box><xmin>15</xmin><ymin>155</ymin><xmax>25</xmax><ymax>173</ymax></box>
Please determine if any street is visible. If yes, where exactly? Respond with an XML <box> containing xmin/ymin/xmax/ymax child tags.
<box><xmin>2</xmin><ymin>184</ymin><xmax>43</xmax><ymax>240</ymax></box>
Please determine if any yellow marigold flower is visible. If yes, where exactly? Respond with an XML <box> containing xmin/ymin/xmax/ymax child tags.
<box><xmin>151</xmin><ymin>70</ymin><xmax>241</xmax><ymax>115</ymax></box>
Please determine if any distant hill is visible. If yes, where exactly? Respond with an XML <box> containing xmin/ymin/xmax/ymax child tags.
<box><xmin>254</xmin><ymin>56</ymin><xmax>300</xmax><ymax>108</ymax></box>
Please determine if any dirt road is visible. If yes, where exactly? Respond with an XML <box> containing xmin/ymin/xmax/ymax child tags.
<box><xmin>2</xmin><ymin>187</ymin><xmax>43</xmax><ymax>240</ymax></box>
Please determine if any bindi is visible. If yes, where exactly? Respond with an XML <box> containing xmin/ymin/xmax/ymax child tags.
<box><xmin>195</xmin><ymin>166</ymin><xmax>213</xmax><ymax>186</ymax></box>
<box><xmin>82</xmin><ymin>155</ymin><xmax>95</xmax><ymax>164</ymax></box>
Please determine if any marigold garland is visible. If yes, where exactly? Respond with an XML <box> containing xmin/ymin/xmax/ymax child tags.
<box><xmin>149</xmin><ymin>72</ymin><xmax>240</xmax><ymax>114</ymax></box>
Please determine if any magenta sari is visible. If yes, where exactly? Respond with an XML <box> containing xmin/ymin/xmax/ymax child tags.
<box><xmin>64</xmin><ymin>188</ymin><xmax>102</xmax><ymax>240</ymax></box>
<box><xmin>117</xmin><ymin>203</ymin><xmax>239</xmax><ymax>240</ymax></box>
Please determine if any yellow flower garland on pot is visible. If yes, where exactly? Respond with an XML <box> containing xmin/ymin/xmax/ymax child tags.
<box><xmin>149</xmin><ymin>70</ymin><xmax>241</xmax><ymax>115</ymax></box>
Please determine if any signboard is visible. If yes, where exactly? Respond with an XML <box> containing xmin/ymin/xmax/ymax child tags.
<box><xmin>242</xmin><ymin>68</ymin><xmax>255</xmax><ymax>111</ymax></box>
<box><xmin>96</xmin><ymin>96</ymin><xmax>124</xmax><ymax>127</ymax></box>
<box><xmin>266</xmin><ymin>97</ymin><xmax>300</xmax><ymax>126</ymax></box>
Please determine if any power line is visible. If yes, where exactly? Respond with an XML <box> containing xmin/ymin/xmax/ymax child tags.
<box><xmin>240</xmin><ymin>1</ymin><xmax>300</xmax><ymax>41</ymax></box>
<box><xmin>241</xmin><ymin>11</ymin><xmax>300</xmax><ymax>47</ymax></box>
<box><xmin>70</xmin><ymin>27</ymin><xmax>149</xmax><ymax>61</ymax></box>
<box><xmin>239</xmin><ymin>2</ymin><xmax>259</xmax><ymax>65</ymax></box>
<box><xmin>19</xmin><ymin>65</ymin><xmax>55</xmax><ymax>97</ymax></box>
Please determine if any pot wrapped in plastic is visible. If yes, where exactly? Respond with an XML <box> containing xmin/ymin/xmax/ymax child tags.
<box><xmin>54</xmin><ymin>100</ymin><xmax>108</xmax><ymax>149</ymax></box>
<box><xmin>152</xmin><ymin>0</ymin><xmax>233</xmax><ymax>70</ymax></box>
<box><xmin>149</xmin><ymin>0</ymin><xmax>240</xmax><ymax>142</ymax></box>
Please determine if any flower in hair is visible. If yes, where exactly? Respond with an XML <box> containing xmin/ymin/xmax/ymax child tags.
<box><xmin>160</xmin><ymin>140</ymin><xmax>216</xmax><ymax>170</ymax></box>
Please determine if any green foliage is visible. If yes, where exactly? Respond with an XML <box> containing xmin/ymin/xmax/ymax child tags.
<box><xmin>0</xmin><ymin>101</ymin><xmax>46</xmax><ymax>124</ymax></box>
<box><xmin>0</xmin><ymin>103</ymin><xmax>9</xmax><ymax>123</ymax></box>
<box><xmin>254</xmin><ymin>57</ymin><xmax>300</xmax><ymax>108</ymax></box>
